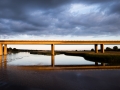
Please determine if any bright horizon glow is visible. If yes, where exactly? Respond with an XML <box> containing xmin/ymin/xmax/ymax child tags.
<box><xmin>8</xmin><ymin>45</ymin><xmax>118</xmax><ymax>51</ymax></box>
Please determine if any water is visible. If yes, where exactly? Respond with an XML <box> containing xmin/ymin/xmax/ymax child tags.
<box><xmin>4</xmin><ymin>52</ymin><xmax>94</xmax><ymax>66</ymax></box>
<box><xmin>1</xmin><ymin>52</ymin><xmax>120</xmax><ymax>90</ymax></box>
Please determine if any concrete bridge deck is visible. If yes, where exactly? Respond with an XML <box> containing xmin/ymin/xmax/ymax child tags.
<box><xmin>0</xmin><ymin>40</ymin><xmax>120</xmax><ymax>44</ymax></box>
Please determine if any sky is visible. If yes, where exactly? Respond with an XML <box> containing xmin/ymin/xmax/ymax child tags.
<box><xmin>0</xmin><ymin>0</ymin><xmax>120</xmax><ymax>50</ymax></box>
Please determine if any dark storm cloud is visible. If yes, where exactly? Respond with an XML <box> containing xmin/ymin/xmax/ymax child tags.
<box><xmin>107</xmin><ymin>2</ymin><xmax>120</xmax><ymax>14</ymax></box>
<box><xmin>0</xmin><ymin>0</ymin><xmax>120</xmax><ymax>36</ymax></box>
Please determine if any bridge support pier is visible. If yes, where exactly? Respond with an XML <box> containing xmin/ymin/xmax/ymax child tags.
<box><xmin>4</xmin><ymin>44</ymin><xmax>7</xmax><ymax>55</ymax></box>
<box><xmin>51</xmin><ymin>44</ymin><xmax>54</xmax><ymax>56</ymax></box>
<box><xmin>4</xmin><ymin>55</ymin><xmax>7</xmax><ymax>69</ymax></box>
<box><xmin>95</xmin><ymin>44</ymin><xmax>98</xmax><ymax>53</ymax></box>
<box><xmin>100</xmin><ymin>44</ymin><xmax>104</xmax><ymax>53</ymax></box>
<box><xmin>0</xmin><ymin>44</ymin><xmax>3</xmax><ymax>56</ymax></box>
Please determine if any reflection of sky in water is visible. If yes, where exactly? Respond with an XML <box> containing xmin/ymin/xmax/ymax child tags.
<box><xmin>6</xmin><ymin>52</ymin><xmax>94</xmax><ymax>66</ymax></box>
<box><xmin>55</xmin><ymin>54</ymin><xmax>94</xmax><ymax>65</ymax></box>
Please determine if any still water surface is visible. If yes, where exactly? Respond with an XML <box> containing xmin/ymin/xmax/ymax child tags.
<box><xmin>6</xmin><ymin>52</ymin><xmax>94</xmax><ymax>66</ymax></box>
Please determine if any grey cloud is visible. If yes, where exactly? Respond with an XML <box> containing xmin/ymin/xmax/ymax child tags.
<box><xmin>54</xmin><ymin>12</ymin><xmax>120</xmax><ymax>35</ymax></box>
<box><xmin>0</xmin><ymin>0</ymin><xmax>120</xmax><ymax>37</ymax></box>
<box><xmin>108</xmin><ymin>2</ymin><xmax>120</xmax><ymax>14</ymax></box>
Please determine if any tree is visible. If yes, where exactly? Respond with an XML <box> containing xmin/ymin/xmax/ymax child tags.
<box><xmin>91</xmin><ymin>48</ymin><xmax>94</xmax><ymax>51</ymax></box>
<box><xmin>13</xmin><ymin>48</ymin><xmax>18</xmax><ymax>51</ymax></box>
<box><xmin>113</xmin><ymin>46</ymin><xmax>118</xmax><ymax>51</ymax></box>
<box><xmin>8</xmin><ymin>47</ymin><xmax>12</xmax><ymax>51</ymax></box>
<box><xmin>106</xmin><ymin>47</ymin><xmax>112</xmax><ymax>51</ymax></box>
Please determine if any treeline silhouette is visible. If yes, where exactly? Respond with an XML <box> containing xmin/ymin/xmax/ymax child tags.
<box><xmin>91</xmin><ymin>46</ymin><xmax>120</xmax><ymax>51</ymax></box>
<box><xmin>3</xmin><ymin>47</ymin><xmax>33</xmax><ymax>52</ymax></box>
<box><xmin>105</xmin><ymin>46</ymin><xmax>119</xmax><ymax>51</ymax></box>
<box><xmin>7</xmin><ymin>47</ymin><xmax>18</xmax><ymax>52</ymax></box>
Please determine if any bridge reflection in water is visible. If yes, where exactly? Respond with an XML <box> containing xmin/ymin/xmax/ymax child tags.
<box><xmin>51</xmin><ymin>55</ymin><xmax>55</xmax><ymax>67</ymax></box>
<box><xmin>0</xmin><ymin>55</ymin><xmax>7</xmax><ymax>69</ymax></box>
<box><xmin>0</xmin><ymin>56</ymin><xmax>2</xmax><ymax>69</ymax></box>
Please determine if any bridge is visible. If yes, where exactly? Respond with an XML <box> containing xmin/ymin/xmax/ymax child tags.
<box><xmin>0</xmin><ymin>40</ymin><xmax>120</xmax><ymax>55</ymax></box>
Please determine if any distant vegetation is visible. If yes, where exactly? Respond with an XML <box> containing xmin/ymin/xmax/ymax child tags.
<box><xmin>91</xmin><ymin>46</ymin><xmax>120</xmax><ymax>51</ymax></box>
<box><xmin>105</xmin><ymin>46</ymin><xmax>119</xmax><ymax>51</ymax></box>
<box><xmin>7</xmin><ymin>47</ymin><xmax>19</xmax><ymax>52</ymax></box>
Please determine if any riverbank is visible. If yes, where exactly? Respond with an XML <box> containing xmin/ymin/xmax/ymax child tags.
<box><xmin>64</xmin><ymin>51</ymin><xmax>120</xmax><ymax>65</ymax></box>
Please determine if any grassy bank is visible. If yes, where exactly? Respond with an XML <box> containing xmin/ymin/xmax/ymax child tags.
<box><xmin>64</xmin><ymin>51</ymin><xmax>120</xmax><ymax>64</ymax></box>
